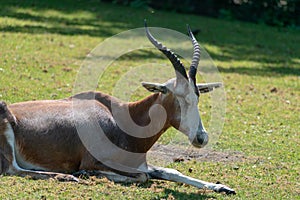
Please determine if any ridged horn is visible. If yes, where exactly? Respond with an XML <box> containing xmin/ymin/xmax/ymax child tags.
<box><xmin>144</xmin><ymin>20</ymin><xmax>188</xmax><ymax>80</ymax></box>
<box><xmin>187</xmin><ymin>24</ymin><xmax>200</xmax><ymax>95</ymax></box>
<box><xmin>187</xmin><ymin>25</ymin><xmax>200</xmax><ymax>82</ymax></box>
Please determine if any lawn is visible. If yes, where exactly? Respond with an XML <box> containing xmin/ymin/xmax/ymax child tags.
<box><xmin>0</xmin><ymin>0</ymin><xmax>299</xmax><ymax>199</ymax></box>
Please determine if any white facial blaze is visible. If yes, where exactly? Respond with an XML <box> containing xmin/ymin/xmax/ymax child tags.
<box><xmin>172</xmin><ymin>81</ymin><xmax>206</xmax><ymax>143</ymax></box>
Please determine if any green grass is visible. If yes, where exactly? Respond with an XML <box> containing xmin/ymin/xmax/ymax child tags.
<box><xmin>0</xmin><ymin>0</ymin><xmax>299</xmax><ymax>199</ymax></box>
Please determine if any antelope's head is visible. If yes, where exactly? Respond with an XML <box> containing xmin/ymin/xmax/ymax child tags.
<box><xmin>142</xmin><ymin>22</ymin><xmax>222</xmax><ymax>148</ymax></box>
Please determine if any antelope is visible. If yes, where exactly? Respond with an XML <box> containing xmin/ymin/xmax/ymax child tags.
<box><xmin>0</xmin><ymin>22</ymin><xmax>236</xmax><ymax>195</ymax></box>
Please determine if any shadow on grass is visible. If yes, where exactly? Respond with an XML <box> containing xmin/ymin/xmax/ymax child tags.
<box><xmin>205</xmin><ymin>44</ymin><xmax>300</xmax><ymax>77</ymax></box>
<box><xmin>121</xmin><ymin>180</ymin><xmax>217</xmax><ymax>199</ymax></box>
<box><xmin>1</xmin><ymin>0</ymin><xmax>299</xmax><ymax>77</ymax></box>
<box><xmin>217</xmin><ymin>65</ymin><xmax>300</xmax><ymax>77</ymax></box>
<box><xmin>0</xmin><ymin>0</ymin><xmax>142</xmax><ymax>37</ymax></box>
<box><xmin>163</xmin><ymin>188</ymin><xmax>216</xmax><ymax>200</ymax></box>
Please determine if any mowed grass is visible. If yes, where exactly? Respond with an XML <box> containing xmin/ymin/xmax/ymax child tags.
<box><xmin>0</xmin><ymin>0</ymin><xmax>299</xmax><ymax>199</ymax></box>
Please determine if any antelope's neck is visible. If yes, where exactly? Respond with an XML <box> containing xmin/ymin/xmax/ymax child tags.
<box><xmin>78</xmin><ymin>91</ymin><xmax>174</xmax><ymax>153</ymax></box>
<box><xmin>123</xmin><ymin>93</ymin><xmax>172</xmax><ymax>152</ymax></box>
<box><xmin>128</xmin><ymin>93</ymin><xmax>158</xmax><ymax>125</ymax></box>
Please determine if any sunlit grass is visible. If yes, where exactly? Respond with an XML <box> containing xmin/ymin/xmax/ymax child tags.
<box><xmin>0</xmin><ymin>0</ymin><xmax>299</xmax><ymax>199</ymax></box>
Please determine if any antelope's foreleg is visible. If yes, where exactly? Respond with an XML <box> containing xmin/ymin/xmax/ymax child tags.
<box><xmin>147</xmin><ymin>166</ymin><xmax>236</xmax><ymax>195</ymax></box>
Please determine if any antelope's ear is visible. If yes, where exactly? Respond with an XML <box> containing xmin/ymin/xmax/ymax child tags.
<box><xmin>142</xmin><ymin>82</ymin><xmax>169</xmax><ymax>94</ymax></box>
<box><xmin>197</xmin><ymin>82</ymin><xmax>223</xmax><ymax>93</ymax></box>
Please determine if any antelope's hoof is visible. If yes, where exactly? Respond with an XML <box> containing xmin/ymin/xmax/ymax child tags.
<box><xmin>55</xmin><ymin>174</ymin><xmax>79</xmax><ymax>182</ymax></box>
<box><xmin>214</xmin><ymin>184</ymin><xmax>236</xmax><ymax>195</ymax></box>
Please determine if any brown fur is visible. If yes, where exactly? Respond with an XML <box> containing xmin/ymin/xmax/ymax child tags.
<box><xmin>0</xmin><ymin>102</ymin><xmax>14</xmax><ymax>174</ymax></box>
<box><xmin>0</xmin><ymin>123</ymin><xmax>12</xmax><ymax>174</ymax></box>
<box><xmin>0</xmin><ymin>91</ymin><xmax>180</xmax><ymax>177</ymax></box>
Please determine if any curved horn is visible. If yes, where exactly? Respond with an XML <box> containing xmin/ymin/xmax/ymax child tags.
<box><xmin>187</xmin><ymin>25</ymin><xmax>201</xmax><ymax>81</ymax></box>
<box><xmin>187</xmin><ymin>25</ymin><xmax>200</xmax><ymax>95</ymax></box>
<box><xmin>144</xmin><ymin>20</ymin><xmax>188</xmax><ymax>80</ymax></box>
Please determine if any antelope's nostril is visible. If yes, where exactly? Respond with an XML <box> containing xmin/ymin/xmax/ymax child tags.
<box><xmin>192</xmin><ymin>131</ymin><xmax>209</xmax><ymax>148</ymax></box>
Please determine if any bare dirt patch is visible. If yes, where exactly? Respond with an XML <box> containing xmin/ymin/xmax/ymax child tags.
<box><xmin>147</xmin><ymin>143</ymin><xmax>247</xmax><ymax>166</ymax></box>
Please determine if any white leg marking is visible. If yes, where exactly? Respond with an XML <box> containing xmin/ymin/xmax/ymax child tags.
<box><xmin>3</xmin><ymin>123</ymin><xmax>24</xmax><ymax>173</ymax></box>
<box><xmin>97</xmin><ymin>171</ymin><xmax>148</xmax><ymax>183</ymax></box>
<box><xmin>148</xmin><ymin>166</ymin><xmax>236</xmax><ymax>195</ymax></box>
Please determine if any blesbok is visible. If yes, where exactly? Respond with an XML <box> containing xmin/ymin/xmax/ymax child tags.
<box><xmin>0</xmin><ymin>22</ymin><xmax>235</xmax><ymax>195</ymax></box>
